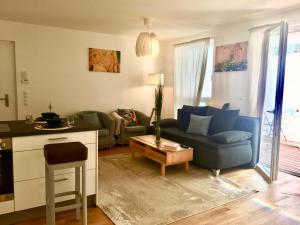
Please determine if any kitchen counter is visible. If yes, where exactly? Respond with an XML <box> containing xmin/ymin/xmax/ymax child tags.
<box><xmin>0</xmin><ymin>120</ymin><xmax>99</xmax><ymax>218</ymax></box>
<box><xmin>0</xmin><ymin>120</ymin><xmax>98</xmax><ymax>138</ymax></box>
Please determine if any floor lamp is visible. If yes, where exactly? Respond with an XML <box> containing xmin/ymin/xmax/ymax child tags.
<box><xmin>148</xmin><ymin>73</ymin><xmax>164</xmax><ymax>122</ymax></box>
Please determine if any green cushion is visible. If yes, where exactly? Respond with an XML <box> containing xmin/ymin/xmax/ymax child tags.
<box><xmin>81</xmin><ymin>112</ymin><xmax>103</xmax><ymax>129</ymax></box>
<box><xmin>187</xmin><ymin>114</ymin><xmax>212</xmax><ymax>136</ymax></box>
<box><xmin>206</xmin><ymin>108</ymin><xmax>240</xmax><ymax>135</ymax></box>
<box><xmin>125</xmin><ymin>126</ymin><xmax>145</xmax><ymax>133</ymax></box>
<box><xmin>210</xmin><ymin>130</ymin><xmax>252</xmax><ymax>144</ymax></box>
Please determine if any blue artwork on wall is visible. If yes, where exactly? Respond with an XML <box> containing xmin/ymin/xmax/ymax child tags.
<box><xmin>214</xmin><ymin>42</ymin><xmax>248</xmax><ymax>72</ymax></box>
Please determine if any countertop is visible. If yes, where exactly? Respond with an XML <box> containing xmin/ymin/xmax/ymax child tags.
<box><xmin>0</xmin><ymin>120</ymin><xmax>98</xmax><ymax>138</ymax></box>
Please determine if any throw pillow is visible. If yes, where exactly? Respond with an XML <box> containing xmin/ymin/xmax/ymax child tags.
<box><xmin>210</xmin><ymin>130</ymin><xmax>253</xmax><ymax>144</ymax></box>
<box><xmin>206</xmin><ymin>108</ymin><xmax>240</xmax><ymax>135</ymax></box>
<box><xmin>187</xmin><ymin>114</ymin><xmax>212</xmax><ymax>136</ymax></box>
<box><xmin>81</xmin><ymin>112</ymin><xmax>103</xmax><ymax>129</ymax></box>
<box><xmin>177</xmin><ymin>106</ymin><xmax>207</xmax><ymax>131</ymax></box>
<box><xmin>182</xmin><ymin>105</ymin><xmax>207</xmax><ymax>115</ymax></box>
<box><xmin>222</xmin><ymin>103</ymin><xmax>230</xmax><ymax>110</ymax></box>
<box><xmin>118</xmin><ymin>109</ymin><xmax>138</xmax><ymax>126</ymax></box>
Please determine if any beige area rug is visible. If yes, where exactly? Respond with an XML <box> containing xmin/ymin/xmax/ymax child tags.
<box><xmin>98</xmin><ymin>154</ymin><xmax>257</xmax><ymax>225</ymax></box>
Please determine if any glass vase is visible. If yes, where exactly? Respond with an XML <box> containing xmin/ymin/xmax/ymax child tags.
<box><xmin>155</xmin><ymin>116</ymin><xmax>161</xmax><ymax>143</ymax></box>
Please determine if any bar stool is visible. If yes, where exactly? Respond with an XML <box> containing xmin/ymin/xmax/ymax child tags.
<box><xmin>44</xmin><ymin>142</ymin><xmax>88</xmax><ymax>225</ymax></box>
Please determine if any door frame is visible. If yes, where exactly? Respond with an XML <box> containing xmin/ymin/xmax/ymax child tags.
<box><xmin>0</xmin><ymin>40</ymin><xmax>18</xmax><ymax>120</ymax></box>
<box><xmin>256</xmin><ymin>22</ymin><xmax>289</xmax><ymax>183</ymax></box>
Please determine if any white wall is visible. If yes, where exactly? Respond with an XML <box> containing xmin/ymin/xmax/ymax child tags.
<box><xmin>162</xmin><ymin>8</ymin><xmax>300</xmax><ymax>117</ymax></box>
<box><xmin>0</xmin><ymin>20</ymin><xmax>162</xmax><ymax>119</ymax></box>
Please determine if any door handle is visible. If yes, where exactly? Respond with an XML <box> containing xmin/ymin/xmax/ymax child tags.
<box><xmin>48</xmin><ymin>137</ymin><xmax>68</xmax><ymax>141</ymax></box>
<box><xmin>0</xmin><ymin>94</ymin><xmax>9</xmax><ymax>107</ymax></box>
<box><xmin>54</xmin><ymin>178</ymin><xmax>68</xmax><ymax>183</ymax></box>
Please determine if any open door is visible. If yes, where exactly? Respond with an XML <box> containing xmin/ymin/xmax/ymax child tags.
<box><xmin>0</xmin><ymin>41</ymin><xmax>17</xmax><ymax>121</ymax></box>
<box><xmin>257</xmin><ymin>22</ymin><xmax>288</xmax><ymax>183</ymax></box>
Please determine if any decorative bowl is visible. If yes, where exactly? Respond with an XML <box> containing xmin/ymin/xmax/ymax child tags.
<box><xmin>46</xmin><ymin>117</ymin><xmax>63</xmax><ymax>128</ymax></box>
<box><xmin>41</xmin><ymin>112</ymin><xmax>59</xmax><ymax>119</ymax></box>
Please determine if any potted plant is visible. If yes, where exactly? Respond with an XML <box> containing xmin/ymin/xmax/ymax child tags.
<box><xmin>155</xmin><ymin>85</ymin><xmax>163</xmax><ymax>143</ymax></box>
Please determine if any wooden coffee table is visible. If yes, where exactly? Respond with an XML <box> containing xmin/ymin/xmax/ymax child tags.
<box><xmin>129</xmin><ymin>135</ymin><xmax>193</xmax><ymax>176</ymax></box>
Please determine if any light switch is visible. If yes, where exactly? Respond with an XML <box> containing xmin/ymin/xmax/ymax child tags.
<box><xmin>21</xmin><ymin>71</ymin><xmax>30</xmax><ymax>84</ymax></box>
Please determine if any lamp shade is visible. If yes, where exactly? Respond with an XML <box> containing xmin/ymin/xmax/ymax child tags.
<box><xmin>136</xmin><ymin>32</ymin><xmax>159</xmax><ymax>57</ymax></box>
<box><xmin>148</xmin><ymin>73</ymin><xmax>164</xmax><ymax>86</ymax></box>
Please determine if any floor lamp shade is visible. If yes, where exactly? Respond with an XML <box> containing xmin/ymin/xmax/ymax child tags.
<box><xmin>136</xmin><ymin>32</ymin><xmax>160</xmax><ymax>57</ymax></box>
<box><xmin>148</xmin><ymin>73</ymin><xmax>164</xmax><ymax>86</ymax></box>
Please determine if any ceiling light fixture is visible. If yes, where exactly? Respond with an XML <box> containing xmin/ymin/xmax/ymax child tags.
<box><xmin>135</xmin><ymin>18</ymin><xmax>159</xmax><ymax>57</ymax></box>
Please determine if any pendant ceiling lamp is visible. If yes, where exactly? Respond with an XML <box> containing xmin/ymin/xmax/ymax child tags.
<box><xmin>135</xmin><ymin>18</ymin><xmax>159</xmax><ymax>57</ymax></box>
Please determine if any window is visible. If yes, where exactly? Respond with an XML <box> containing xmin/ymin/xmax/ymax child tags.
<box><xmin>174</xmin><ymin>39</ymin><xmax>214</xmax><ymax>115</ymax></box>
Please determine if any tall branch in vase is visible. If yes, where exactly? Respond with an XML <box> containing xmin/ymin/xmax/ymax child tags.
<box><xmin>155</xmin><ymin>84</ymin><xmax>163</xmax><ymax>142</ymax></box>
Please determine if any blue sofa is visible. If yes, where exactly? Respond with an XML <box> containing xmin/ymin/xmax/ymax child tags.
<box><xmin>158</xmin><ymin>106</ymin><xmax>261</xmax><ymax>175</ymax></box>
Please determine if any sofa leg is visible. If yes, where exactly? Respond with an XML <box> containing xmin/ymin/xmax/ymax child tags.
<box><xmin>212</xmin><ymin>169</ymin><xmax>220</xmax><ymax>176</ymax></box>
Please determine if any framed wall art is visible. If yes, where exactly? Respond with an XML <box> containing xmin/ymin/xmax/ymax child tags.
<box><xmin>89</xmin><ymin>48</ymin><xmax>121</xmax><ymax>73</ymax></box>
<box><xmin>214</xmin><ymin>42</ymin><xmax>248</xmax><ymax>72</ymax></box>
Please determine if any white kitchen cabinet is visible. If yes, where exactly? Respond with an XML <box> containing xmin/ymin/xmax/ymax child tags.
<box><xmin>12</xmin><ymin>130</ymin><xmax>98</xmax><ymax>212</ymax></box>
<box><xmin>14</xmin><ymin>169</ymin><xmax>96</xmax><ymax>211</ymax></box>
<box><xmin>13</xmin><ymin>143</ymin><xmax>97</xmax><ymax>182</ymax></box>
<box><xmin>0</xmin><ymin>200</ymin><xmax>14</xmax><ymax>215</ymax></box>
<box><xmin>13</xmin><ymin>131</ymin><xmax>96</xmax><ymax>152</ymax></box>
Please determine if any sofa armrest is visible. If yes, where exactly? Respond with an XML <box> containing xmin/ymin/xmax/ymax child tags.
<box><xmin>234</xmin><ymin>116</ymin><xmax>261</xmax><ymax>167</ymax></box>
<box><xmin>135</xmin><ymin>110</ymin><xmax>150</xmax><ymax>127</ymax></box>
<box><xmin>98</xmin><ymin>112</ymin><xmax>115</xmax><ymax>135</ymax></box>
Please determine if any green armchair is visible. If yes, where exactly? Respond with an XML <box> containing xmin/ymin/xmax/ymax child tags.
<box><xmin>112</xmin><ymin>109</ymin><xmax>150</xmax><ymax>145</ymax></box>
<box><xmin>77</xmin><ymin>111</ymin><xmax>116</xmax><ymax>149</ymax></box>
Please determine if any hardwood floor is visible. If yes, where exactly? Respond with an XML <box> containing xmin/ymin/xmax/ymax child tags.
<box><xmin>16</xmin><ymin>147</ymin><xmax>300</xmax><ymax>225</ymax></box>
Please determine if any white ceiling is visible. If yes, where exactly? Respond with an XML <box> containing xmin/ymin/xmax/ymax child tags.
<box><xmin>0</xmin><ymin>0</ymin><xmax>300</xmax><ymax>40</ymax></box>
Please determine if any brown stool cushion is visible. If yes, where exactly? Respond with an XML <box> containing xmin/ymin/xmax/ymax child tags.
<box><xmin>44</xmin><ymin>142</ymin><xmax>88</xmax><ymax>165</ymax></box>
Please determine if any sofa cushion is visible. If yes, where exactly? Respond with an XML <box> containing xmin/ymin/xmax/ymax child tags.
<box><xmin>210</xmin><ymin>130</ymin><xmax>253</xmax><ymax>144</ymax></box>
<box><xmin>125</xmin><ymin>125</ymin><xmax>145</xmax><ymax>133</ymax></box>
<box><xmin>81</xmin><ymin>112</ymin><xmax>103</xmax><ymax>129</ymax></box>
<box><xmin>161</xmin><ymin>127</ymin><xmax>250</xmax><ymax>150</ymax></box>
<box><xmin>222</xmin><ymin>103</ymin><xmax>230</xmax><ymax>110</ymax></box>
<box><xmin>98</xmin><ymin>129</ymin><xmax>110</xmax><ymax>136</ymax></box>
<box><xmin>206</xmin><ymin>108</ymin><xmax>240</xmax><ymax>135</ymax></box>
<box><xmin>178</xmin><ymin>106</ymin><xmax>207</xmax><ymax>131</ymax></box>
<box><xmin>187</xmin><ymin>114</ymin><xmax>212</xmax><ymax>136</ymax></box>
<box><xmin>182</xmin><ymin>105</ymin><xmax>207</xmax><ymax>114</ymax></box>
<box><xmin>118</xmin><ymin>109</ymin><xmax>138</xmax><ymax>126</ymax></box>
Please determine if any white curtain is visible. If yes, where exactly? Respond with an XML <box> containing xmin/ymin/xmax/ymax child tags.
<box><xmin>248</xmin><ymin>25</ymin><xmax>275</xmax><ymax>117</ymax></box>
<box><xmin>174</xmin><ymin>38</ymin><xmax>211</xmax><ymax>114</ymax></box>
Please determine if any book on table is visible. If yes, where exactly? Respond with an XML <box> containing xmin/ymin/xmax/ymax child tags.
<box><xmin>161</xmin><ymin>143</ymin><xmax>180</xmax><ymax>151</ymax></box>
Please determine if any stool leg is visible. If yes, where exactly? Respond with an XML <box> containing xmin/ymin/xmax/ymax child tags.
<box><xmin>45</xmin><ymin>164</ymin><xmax>49</xmax><ymax>225</ymax></box>
<box><xmin>82</xmin><ymin>162</ymin><xmax>87</xmax><ymax>225</ymax></box>
<box><xmin>48</xmin><ymin>166</ymin><xmax>55</xmax><ymax>225</ymax></box>
<box><xmin>75</xmin><ymin>167</ymin><xmax>81</xmax><ymax>220</ymax></box>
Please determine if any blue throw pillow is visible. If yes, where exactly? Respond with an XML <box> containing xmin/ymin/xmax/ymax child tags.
<box><xmin>182</xmin><ymin>105</ymin><xmax>207</xmax><ymax>115</ymax></box>
<box><xmin>210</xmin><ymin>130</ymin><xmax>253</xmax><ymax>144</ymax></box>
<box><xmin>206</xmin><ymin>108</ymin><xmax>240</xmax><ymax>135</ymax></box>
<box><xmin>178</xmin><ymin>106</ymin><xmax>207</xmax><ymax>131</ymax></box>
<box><xmin>187</xmin><ymin>114</ymin><xmax>212</xmax><ymax>136</ymax></box>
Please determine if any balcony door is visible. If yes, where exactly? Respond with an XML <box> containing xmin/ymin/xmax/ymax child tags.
<box><xmin>258</xmin><ymin>22</ymin><xmax>288</xmax><ymax>182</ymax></box>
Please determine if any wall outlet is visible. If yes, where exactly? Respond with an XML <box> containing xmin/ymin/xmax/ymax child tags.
<box><xmin>23</xmin><ymin>91</ymin><xmax>29</xmax><ymax>106</ymax></box>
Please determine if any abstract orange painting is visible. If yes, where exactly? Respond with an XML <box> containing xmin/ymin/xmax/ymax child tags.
<box><xmin>89</xmin><ymin>48</ymin><xmax>121</xmax><ymax>73</ymax></box>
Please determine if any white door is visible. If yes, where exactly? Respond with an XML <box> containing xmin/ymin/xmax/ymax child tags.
<box><xmin>0</xmin><ymin>41</ymin><xmax>17</xmax><ymax>121</ymax></box>
<box><xmin>258</xmin><ymin>22</ymin><xmax>288</xmax><ymax>182</ymax></box>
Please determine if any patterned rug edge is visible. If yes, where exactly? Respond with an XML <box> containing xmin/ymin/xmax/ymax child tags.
<box><xmin>97</xmin><ymin>181</ymin><xmax>259</xmax><ymax>225</ymax></box>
